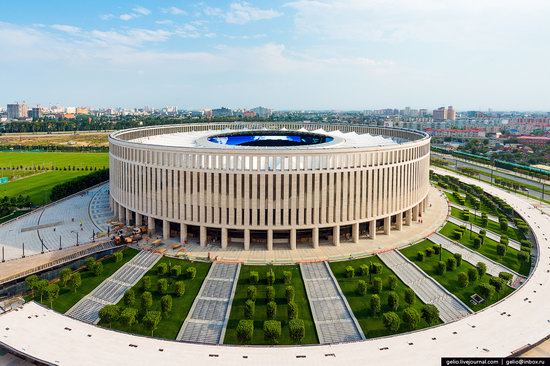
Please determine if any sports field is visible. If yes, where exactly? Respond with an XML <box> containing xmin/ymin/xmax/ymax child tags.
<box><xmin>0</xmin><ymin>152</ymin><xmax>108</xmax><ymax>204</ymax></box>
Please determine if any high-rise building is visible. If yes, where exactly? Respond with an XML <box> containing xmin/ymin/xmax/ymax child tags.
<box><xmin>31</xmin><ymin>106</ymin><xmax>42</xmax><ymax>120</ymax></box>
<box><xmin>250</xmin><ymin>106</ymin><xmax>272</xmax><ymax>118</ymax></box>
<box><xmin>433</xmin><ymin>107</ymin><xmax>447</xmax><ymax>122</ymax></box>
<box><xmin>7</xmin><ymin>102</ymin><xmax>28</xmax><ymax>120</ymax></box>
<box><xmin>447</xmin><ymin>106</ymin><xmax>456</xmax><ymax>121</ymax></box>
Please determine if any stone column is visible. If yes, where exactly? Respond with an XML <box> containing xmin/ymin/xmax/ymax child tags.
<box><xmin>135</xmin><ymin>213</ymin><xmax>142</xmax><ymax>227</ymax></box>
<box><xmin>312</xmin><ymin>227</ymin><xmax>319</xmax><ymax>249</ymax></box>
<box><xmin>369</xmin><ymin>220</ymin><xmax>376</xmax><ymax>240</ymax></box>
<box><xmin>333</xmin><ymin>225</ymin><xmax>340</xmax><ymax>246</ymax></box>
<box><xmin>118</xmin><ymin>203</ymin><xmax>125</xmax><ymax>222</ymax></box>
<box><xmin>125</xmin><ymin>208</ymin><xmax>132</xmax><ymax>226</ymax></box>
<box><xmin>244</xmin><ymin>229</ymin><xmax>250</xmax><ymax>250</ymax></box>
<box><xmin>418</xmin><ymin>201</ymin><xmax>424</xmax><ymax>217</ymax></box>
<box><xmin>405</xmin><ymin>209</ymin><xmax>412</xmax><ymax>226</ymax></box>
<box><xmin>221</xmin><ymin>228</ymin><xmax>228</xmax><ymax>249</ymax></box>
<box><xmin>290</xmin><ymin>229</ymin><xmax>297</xmax><ymax>250</ymax></box>
<box><xmin>383</xmin><ymin>216</ymin><xmax>391</xmax><ymax>235</ymax></box>
<box><xmin>180</xmin><ymin>223</ymin><xmax>187</xmax><ymax>244</ymax></box>
<box><xmin>162</xmin><ymin>220</ymin><xmax>170</xmax><ymax>240</ymax></box>
<box><xmin>200</xmin><ymin>226</ymin><xmax>207</xmax><ymax>247</ymax></box>
<box><xmin>396</xmin><ymin>212</ymin><xmax>403</xmax><ymax>231</ymax></box>
<box><xmin>148</xmin><ymin>216</ymin><xmax>155</xmax><ymax>235</ymax></box>
<box><xmin>412</xmin><ymin>205</ymin><xmax>419</xmax><ymax>222</ymax></box>
<box><xmin>352</xmin><ymin>222</ymin><xmax>360</xmax><ymax>244</ymax></box>
<box><xmin>112</xmin><ymin>201</ymin><xmax>118</xmax><ymax>217</ymax></box>
<box><xmin>267</xmin><ymin>229</ymin><xmax>273</xmax><ymax>251</ymax></box>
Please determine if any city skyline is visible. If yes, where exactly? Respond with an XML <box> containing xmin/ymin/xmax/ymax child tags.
<box><xmin>1</xmin><ymin>1</ymin><xmax>550</xmax><ymax>110</ymax></box>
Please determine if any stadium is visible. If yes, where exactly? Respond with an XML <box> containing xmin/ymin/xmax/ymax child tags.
<box><xmin>108</xmin><ymin>123</ymin><xmax>431</xmax><ymax>250</ymax></box>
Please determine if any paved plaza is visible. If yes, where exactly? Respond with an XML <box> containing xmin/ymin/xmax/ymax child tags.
<box><xmin>378</xmin><ymin>250</ymin><xmax>472</xmax><ymax>323</ymax></box>
<box><xmin>300</xmin><ymin>262</ymin><xmax>364</xmax><ymax>344</ymax></box>
<box><xmin>177</xmin><ymin>262</ymin><xmax>240</xmax><ymax>344</ymax></box>
<box><xmin>66</xmin><ymin>250</ymin><xmax>160</xmax><ymax>323</ymax></box>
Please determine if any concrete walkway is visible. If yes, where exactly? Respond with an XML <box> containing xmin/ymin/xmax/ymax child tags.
<box><xmin>300</xmin><ymin>262</ymin><xmax>364</xmax><ymax>344</ymax></box>
<box><xmin>66</xmin><ymin>250</ymin><xmax>161</xmax><ymax>324</ymax></box>
<box><xmin>429</xmin><ymin>233</ymin><xmax>525</xmax><ymax>287</ymax></box>
<box><xmin>177</xmin><ymin>262</ymin><xmax>240</xmax><ymax>344</ymax></box>
<box><xmin>447</xmin><ymin>216</ymin><xmax>521</xmax><ymax>251</ymax></box>
<box><xmin>378</xmin><ymin>250</ymin><xmax>472</xmax><ymax>323</ymax></box>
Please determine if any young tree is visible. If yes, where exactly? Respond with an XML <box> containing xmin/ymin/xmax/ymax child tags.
<box><xmin>46</xmin><ymin>284</ymin><xmax>60</xmax><ymax>308</ymax></box>
<box><xmin>171</xmin><ymin>265</ymin><xmax>182</xmax><ymax>278</ymax></box>
<box><xmin>266</xmin><ymin>301</ymin><xmax>277</xmax><ymax>320</ymax></box>
<box><xmin>99</xmin><ymin>305</ymin><xmax>120</xmax><ymax>328</ymax></box>
<box><xmin>186</xmin><ymin>266</ymin><xmax>196</xmax><ymax>280</ymax></box>
<box><xmin>496</xmin><ymin>244</ymin><xmax>507</xmax><ymax>257</ymax></box>
<box><xmin>161</xmin><ymin>295</ymin><xmax>173</xmax><ymax>314</ymax></box>
<box><xmin>142</xmin><ymin>276</ymin><xmax>152</xmax><ymax>291</ymax></box>
<box><xmin>247</xmin><ymin>286</ymin><xmax>257</xmax><ymax>301</ymax></box>
<box><xmin>421</xmin><ymin>304</ymin><xmax>440</xmax><ymax>325</ymax></box>
<box><xmin>113</xmin><ymin>251</ymin><xmax>123</xmax><ymax>263</ymax></box>
<box><xmin>345</xmin><ymin>266</ymin><xmax>355</xmax><ymax>278</ymax></box>
<box><xmin>287</xmin><ymin>301</ymin><xmax>299</xmax><ymax>319</ymax></box>
<box><xmin>283</xmin><ymin>271</ymin><xmax>292</xmax><ymax>285</ymax></box>
<box><xmin>387</xmin><ymin>291</ymin><xmax>399</xmax><ymax>311</ymax></box>
<box><xmin>518</xmin><ymin>251</ymin><xmax>529</xmax><ymax>263</ymax></box>
<box><xmin>454</xmin><ymin>253</ymin><xmax>463</xmax><ymax>267</ymax></box>
<box><xmin>68</xmin><ymin>272</ymin><xmax>81</xmax><ymax>293</ymax></box>
<box><xmin>59</xmin><ymin>267</ymin><xmax>72</xmax><ymax>287</ymax></box>
<box><xmin>266</xmin><ymin>286</ymin><xmax>276</xmax><ymax>302</ymax></box>
<box><xmin>478</xmin><ymin>283</ymin><xmax>496</xmax><ymax>300</ymax></box>
<box><xmin>141</xmin><ymin>291</ymin><xmax>153</xmax><ymax>312</ymax></box>
<box><xmin>266</xmin><ymin>269</ymin><xmax>275</xmax><ymax>285</ymax></box>
<box><xmin>85</xmin><ymin>257</ymin><xmax>96</xmax><ymax>270</ymax></box>
<box><xmin>157</xmin><ymin>263</ymin><xmax>168</xmax><ymax>276</ymax></box>
<box><xmin>142</xmin><ymin>311</ymin><xmax>161</xmax><ymax>336</ymax></box>
<box><xmin>249</xmin><ymin>271</ymin><xmax>259</xmax><ymax>284</ymax></box>
<box><xmin>382</xmin><ymin>311</ymin><xmax>401</xmax><ymax>332</ymax></box>
<box><xmin>356</xmin><ymin>280</ymin><xmax>367</xmax><ymax>296</ymax></box>
<box><xmin>457</xmin><ymin>272</ymin><xmax>469</xmax><ymax>288</ymax></box>
<box><xmin>417</xmin><ymin>251</ymin><xmax>425</xmax><ymax>262</ymax></box>
<box><xmin>437</xmin><ymin>261</ymin><xmax>446</xmax><ymax>275</ymax></box>
<box><xmin>25</xmin><ymin>274</ymin><xmax>40</xmax><ymax>298</ymax></box>
<box><xmin>387</xmin><ymin>275</ymin><xmax>398</xmax><ymax>290</ymax></box>
<box><xmin>157</xmin><ymin>278</ymin><xmax>168</xmax><ymax>295</ymax></box>
<box><xmin>263</xmin><ymin>320</ymin><xmax>281</xmax><ymax>344</ymax></box>
<box><xmin>93</xmin><ymin>261</ymin><xmax>103</xmax><ymax>276</ymax></box>
<box><xmin>370</xmin><ymin>294</ymin><xmax>381</xmax><ymax>316</ymax></box>
<box><xmin>236</xmin><ymin>320</ymin><xmax>254</xmax><ymax>344</ymax></box>
<box><xmin>489</xmin><ymin>278</ymin><xmax>505</xmax><ymax>294</ymax></box>
<box><xmin>120</xmin><ymin>307</ymin><xmax>137</xmax><ymax>330</ymax></box>
<box><xmin>467</xmin><ymin>267</ymin><xmax>479</xmax><ymax>283</ymax></box>
<box><xmin>477</xmin><ymin>262</ymin><xmax>487</xmax><ymax>277</ymax></box>
<box><xmin>35</xmin><ymin>279</ymin><xmax>49</xmax><ymax>303</ymax></box>
<box><xmin>446</xmin><ymin>257</ymin><xmax>457</xmax><ymax>271</ymax></box>
<box><xmin>289</xmin><ymin>319</ymin><xmax>305</xmax><ymax>343</ymax></box>
<box><xmin>244</xmin><ymin>300</ymin><xmax>255</xmax><ymax>319</ymax></box>
<box><xmin>404</xmin><ymin>288</ymin><xmax>416</xmax><ymax>307</ymax></box>
<box><xmin>359</xmin><ymin>264</ymin><xmax>369</xmax><ymax>276</ymax></box>
<box><xmin>285</xmin><ymin>286</ymin><xmax>295</xmax><ymax>303</ymax></box>
<box><xmin>124</xmin><ymin>288</ymin><xmax>136</xmax><ymax>307</ymax></box>
<box><xmin>473</xmin><ymin>237</ymin><xmax>482</xmax><ymax>249</ymax></box>
<box><xmin>372</xmin><ymin>277</ymin><xmax>382</xmax><ymax>294</ymax></box>
<box><xmin>175</xmin><ymin>281</ymin><xmax>185</xmax><ymax>297</ymax></box>
<box><xmin>402</xmin><ymin>307</ymin><xmax>421</xmax><ymax>330</ymax></box>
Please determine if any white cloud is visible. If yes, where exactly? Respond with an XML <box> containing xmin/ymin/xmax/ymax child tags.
<box><xmin>225</xmin><ymin>2</ymin><xmax>282</xmax><ymax>24</ymax></box>
<box><xmin>156</xmin><ymin>20</ymin><xmax>174</xmax><ymax>25</ymax></box>
<box><xmin>50</xmin><ymin>24</ymin><xmax>81</xmax><ymax>34</ymax></box>
<box><xmin>120</xmin><ymin>13</ymin><xmax>135</xmax><ymax>21</ymax></box>
<box><xmin>162</xmin><ymin>6</ymin><xmax>186</xmax><ymax>15</ymax></box>
<box><xmin>132</xmin><ymin>6</ymin><xmax>151</xmax><ymax>16</ymax></box>
<box><xmin>115</xmin><ymin>6</ymin><xmax>152</xmax><ymax>21</ymax></box>
<box><xmin>100</xmin><ymin>14</ymin><xmax>115</xmax><ymax>20</ymax></box>
<box><xmin>204</xmin><ymin>7</ymin><xmax>223</xmax><ymax>17</ymax></box>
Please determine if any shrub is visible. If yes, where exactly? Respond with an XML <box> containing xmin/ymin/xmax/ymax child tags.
<box><xmin>244</xmin><ymin>300</ymin><xmax>255</xmax><ymax>319</ymax></box>
<box><xmin>382</xmin><ymin>311</ymin><xmax>401</xmax><ymax>332</ymax></box>
<box><xmin>175</xmin><ymin>281</ymin><xmax>185</xmax><ymax>297</ymax></box>
<box><xmin>500</xmin><ymin>235</ymin><xmax>509</xmax><ymax>246</ymax></box>
<box><xmin>387</xmin><ymin>275</ymin><xmax>398</xmax><ymax>290</ymax></box>
<box><xmin>267</xmin><ymin>301</ymin><xmax>277</xmax><ymax>320</ymax></box>
<box><xmin>370</xmin><ymin>262</ymin><xmax>383</xmax><ymax>275</ymax></box>
<box><xmin>452</xmin><ymin>229</ymin><xmax>462</xmax><ymax>240</ymax></box>
<box><xmin>141</xmin><ymin>292</ymin><xmax>153</xmax><ymax>312</ymax></box>
<box><xmin>372</xmin><ymin>277</ymin><xmax>382</xmax><ymax>294</ymax></box>
<box><xmin>157</xmin><ymin>278</ymin><xmax>168</xmax><ymax>295</ymax></box>
<box><xmin>283</xmin><ymin>271</ymin><xmax>292</xmax><ymax>285</ymax></box>
<box><xmin>520</xmin><ymin>240</ymin><xmax>531</xmax><ymax>249</ymax></box>
<box><xmin>161</xmin><ymin>295</ymin><xmax>173</xmax><ymax>314</ymax></box>
<box><xmin>498</xmin><ymin>272</ymin><xmax>513</xmax><ymax>283</ymax></box>
<box><xmin>476</xmin><ymin>262</ymin><xmax>487</xmax><ymax>277</ymax></box>
<box><xmin>186</xmin><ymin>266</ymin><xmax>196</xmax><ymax>280</ymax></box>
<box><xmin>489</xmin><ymin>277</ymin><xmax>505</xmax><ymax>293</ymax></box>
<box><xmin>99</xmin><ymin>305</ymin><xmax>120</xmax><ymax>328</ymax></box>
<box><xmin>359</xmin><ymin>264</ymin><xmax>369</xmax><ymax>276</ymax></box>
<box><xmin>437</xmin><ymin>261</ymin><xmax>446</xmax><ymax>275</ymax></box>
<box><xmin>236</xmin><ymin>320</ymin><xmax>254</xmax><ymax>344</ymax></box>
<box><xmin>247</xmin><ymin>286</ymin><xmax>257</xmax><ymax>301</ymax></box>
<box><xmin>402</xmin><ymin>307</ymin><xmax>421</xmax><ymax>330</ymax></box>
<box><xmin>171</xmin><ymin>265</ymin><xmax>181</xmax><ymax>278</ymax></box>
<box><xmin>446</xmin><ymin>257</ymin><xmax>457</xmax><ymax>271</ymax></box>
<box><xmin>433</xmin><ymin>245</ymin><xmax>441</xmax><ymax>255</ymax></box>
<box><xmin>467</xmin><ymin>268</ymin><xmax>479</xmax><ymax>283</ymax></box>
<box><xmin>142</xmin><ymin>276</ymin><xmax>151</xmax><ymax>291</ymax></box>
<box><xmin>288</xmin><ymin>301</ymin><xmax>299</xmax><ymax>319</ymax></box>
<box><xmin>370</xmin><ymin>294</ymin><xmax>381</xmax><ymax>316</ymax></box>
<box><xmin>345</xmin><ymin>266</ymin><xmax>355</xmax><ymax>278</ymax></box>
<box><xmin>387</xmin><ymin>291</ymin><xmax>399</xmax><ymax>311</ymax></box>
<box><xmin>421</xmin><ymin>304</ymin><xmax>440</xmax><ymax>325</ymax></box>
<box><xmin>478</xmin><ymin>283</ymin><xmax>496</xmax><ymax>300</ymax></box>
<box><xmin>285</xmin><ymin>286</ymin><xmax>295</xmax><ymax>303</ymax></box>
<box><xmin>473</xmin><ymin>237</ymin><xmax>482</xmax><ymax>249</ymax></box>
<box><xmin>518</xmin><ymin>251</ymin><xmax>529</xmax><ymax>263</ymax></box>
<box><xmin>496</xmin><ymin>244</ymin><xmax>507</xmax><ymax>257</ymax></box>
<box><xmin>263</xmin><ymin>320</ymin><xmax>282</xmax><ymax>344</ymax></box>
<box><xmin>454</xmin><ymin>253</ymin><xmax>462</xmax><ymax>267</ymax></box>
<box><xmin>425</xmin><ymin>247</ymin><xmax>435</xmax><ymax>257</ymax></box>
<box><xmin>417</xmin><ymin>251</ymin><xmax>425</xmax><ymax>262</ymax></box>
<box><xmin>404</xmin><ymin>288</ymin><xmax>415</xmax><ymax>306</ymax></box>
<box><xmin>457</xmin><ymin>272</ymin><xmax>469</xmax><ymax>288</ymax></box>
<box><xmin>249</xmin><ymin>271</ymin><xmax>259</xmax><ymax>284</ymax></box>
<box><xmin>266</xmin><ymin>269</ymin><xmax>275</xmax><ymax>285</ymax></box>
<box><xmin>123</xmin><ymin>288</ymin><xmax>136</xmax><ymax>306</ymax></box>
<box><xmin>157</xmin><ymin>263</ymin><xmax>168</xmax><ymax>276</ymax></box>
<box><xmin>289</xmin><ymin>319</ymin><xmax>305</xmax><ymax>343</ymax></box>
<box><xmin>356</xmin><ymin>280</ymin><xmax>367</xmax><ymax>296</ymax></box>
<box><xmin>266</xmin><ymin>286</ymin><xmax>276</xmax><ymax>302</ymax></box>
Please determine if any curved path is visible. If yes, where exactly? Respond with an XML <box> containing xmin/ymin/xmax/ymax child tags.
<box><xmin>0</xmin><ymin>169</ymin><xmax>549</xmax><ymax>365</ymax></box>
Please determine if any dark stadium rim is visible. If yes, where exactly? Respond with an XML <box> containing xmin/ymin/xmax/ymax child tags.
<box><xmin>206</xmin><ymin>130</ymin><xmax>334</xmax><ymax>147</ymax></box>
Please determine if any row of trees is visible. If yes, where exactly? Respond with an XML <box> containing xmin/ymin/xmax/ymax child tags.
<box><xmin>0</xmin><ymin>194</ymin><xmax>32</xmax><ymax>218</ymax></box>
<box><xmin>2</xmin><ymin>165</ymin><xmax>106</xmax><ymax>172</ymax></box>
<box><xmin>50</xmin><ymin>169</ymin><xmax>109</xmax><ymax>201</ymax></box>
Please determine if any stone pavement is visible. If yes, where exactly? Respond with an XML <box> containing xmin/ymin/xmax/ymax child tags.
<box><xmin>447</xmin><ymin>216</ymin><xmax>521</xmax><ymax>251</ymax></box>
<box><xmin>300</xmin><ymin>262</ymin><xmax>364</xmax><ymax>344</ymax></box>
<box><xmin>177</xmin><ymin>262</ymin><xmax>240</xmax><ymax>344</ymax></box>
<box><xmin>66</xmin><ymin>250</ymin><xmax>161</xmax><ymax>324</ymax></box>
<box><xmin>378</xmin><ymin>250</ymin><xmax>472</xmax><ymax>323</ymax></box>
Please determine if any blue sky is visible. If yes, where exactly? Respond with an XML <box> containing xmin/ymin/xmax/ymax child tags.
<box><xmin>1</xmin><ymin>0</ymin><xmax>549</xmax><ymax>110</ymax></box>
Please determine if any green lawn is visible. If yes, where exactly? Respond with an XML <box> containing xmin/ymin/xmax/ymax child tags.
<box><xmin>329</xmin><ymin>257</ymin><xmax>438</xmax><ymax>338</ymax></box>
<box><xmin>224</xmin><ymin>265</ymin><xmax>318</xmax><ymax>345</ymax></box>
<box><xmin>400</xmin><ymin>240</ymin><xmax>514</xmax><ymax>311</ymax></box>
<box><xmin>450</xmin><ymin>207</ymin><xmax>524</xmax><ymax>242</ymax></box>
<box><xmin>104</xmin><ymin>257</ymin><xmax>211</xmax><ymax>340</ymax></box>
<box><xmin>0</xmin><ymin>152</ymin><xmax>108</xmax><ymax>170</ymax></box>
<box><xmin>34</xmin><ymin>248</ymin><xmax>139</xmax><ymax>313</ymax></box>
<box><xmin>444</xmin><ymin>191</ymin><xmax>495</xmax><ymax>215</ymax></box>
<box><xmin>439</xmin><ymin>222</ymin><xmax>530</xmax><ymax>276</ymax></box>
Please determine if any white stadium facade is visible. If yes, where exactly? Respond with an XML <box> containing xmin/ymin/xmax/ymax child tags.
<box><xmin>108</xmin><ymin>122</ymin><xmax>431</xmax><ymax>250</ymax></box>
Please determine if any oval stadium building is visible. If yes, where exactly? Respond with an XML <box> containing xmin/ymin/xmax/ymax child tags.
<box><xmin>109</xmin><ymin>123</ymin><xmax>431</xmax><ymax>250</ymax></box>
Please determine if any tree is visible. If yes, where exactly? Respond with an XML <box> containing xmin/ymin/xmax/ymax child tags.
<box><xmin>68</xmin><ymin>272</ymin><xmax>81</xmax><ymax>293</ymax></box>
<box><xmin>345</xmin><ymin>266</ymin><xmax>355</xmax><ymax>278</ymax></box>
<box><xmin>142</xmin><ymin>311</ymin><xmax>161</xmax><ymax>336</ymax></box>
<box><xmin>370</xmin><ymin>262</ymin><xmax>383</xmax><ymax>275</ymax></box>
<box><xmin>402</xmin><ymin>307</ymin><xmax>421</xmax><ymax>330</ymax></box>
<box><xmin>263</xmin><ymin>320</ymin><xmax>281</xmax><ymax>344</ymax></box>
<box><xmin>171</xmin><ymin>265</ymin><xmax>182</xmax><ymax>278</ymax></box>
<box><xmin>457</xmin><ymin>272</ymin><xmax>469</xmax><ymax>288</ymax></box>
<box><xmin>359</xmin><ymin>264</ymin><xmax>369</xmax><ymax>276</ymax></box>
<box><xmin>473</xmin><ymin>237</ymin><xmax>482</xmax><ymax>249</ymax></box>
<box><xmin>247</xmin><ymin>286</ymin><xmax>257</xmax><ymax>301</ymax></box>
<box><xmin>288</xmin><ymin>301</ymin><xmax>299</xmax><ymax>319</ymax></box>
<box><xmin>266</xmin><ymin>269</ymin><xmax>275</xmax><ymax>285</ymax></box>
<box><xmin>467</xmin><ymin>268</ymin><xmax>479</xmax><ymax>283</ymax></box>
<box><xmin>34</xmin><ymin>279</ymin><xmax>49</xmax><ymax>303</ymax></box>
<box><xmin>142</xmin><ymin>276</ymin><xmax>152</xmax><ymax>291</ymax></box>
<box><xmin>446</xmin><ymin>257</ymin><xmax>457</xmax><ymax>271</ymax></box>
<box><xmin>157</xmin><ymin>278</ymin><xmax>168</xmax><ymax>295</ymax></box>
<box><xmin>59</xmin><ymin>267</ymin><xmax>72</xmax><ymax>287</ymax></box>
<box><xmin>283</xmin><ymin>271</ymin><xmax>292</xmax><ymax>285</ymax></box>
<box><xmin>267</xmin><ymin>301</ymin><xmax>277</xmax><ymax>320</ymax></box>
<box><xmin>500</xmin><ymin>235</ymin><xmax>509</xmax><ymax>246</ymax></box>
<box><xmin>99</xmin><ymin>305</ymin><xmax>120</xmax><ymax>328</ymax></box>
<box><xmin>417</xmin><ymin>251</ymin><xmax>425</xmax><ymax>262</ymax></box>
<box><xmin>157</xmin><ymin>263</ymin><xmax>168</xmax><ymax>276</ymax></box>
<box><xmin>236</xmin><ymin>320</ymin><xmax>254</xmax><ymax>344</ymax></box>
<box><xmin>404</xmin><ymin>288</ymin><xmax>416</xmax><ymax>306</ymax></box>
<box><xmin>161</xmin><ymin>295</ymin><xmax>173</xmax><ymax>314</ymax></box>
<box><xmin>387</xmin><ymin>291</ymin><xmax>399</xmax><ymax>311</ymax></box>
<box><xmin>479</xmin><ymin>230</ymin><xmax>486</xmax><ymax>245</ymax></box>
<box><xmin>114</xmin><ymin>251</ymin><xmax>123</xmax><ymax>263</ymax></box>
<box><xmin>370</xmin><ymin>294</ymin><xmax>381</xmax><ymax>316</ymax></box>
<box><xmin>123</xmin><ymin>288</ymin><xmax>136</xmax><ymax>307</ymax></box>
<box><xmin>477</xmin><ymin>262</ymin><xmax>487</xmax><ymax>277</ymax></box>
<box><xmin>421</xmin><ymin>304</ymin><xmax>440</xmax><ymax>325</ymax></box>
<box><xmin>285</xmin><ymin>286</ymin><xmax>295</xmax><ymax>303</ymax></box>
<box><xmin>489</xmin><ymin>278</ymin><xmax>505</xmax><ymax>294</ymax></box>
<box><xmin>249</xmin><ymin>271</ymin><xmax>259</xmax><ymax>284</ymax></box>
<box><xmin>186</xmin><ymin>266</ymin><xmax>196</xmax><ymax>280</ymax></box>
<box><xmin>454</xmin><ymin>253</ymin><xmax>462</xmax><ymax>267</ymax></box>
<box><xmin>25</xmin><ymin>275</ymin><xmax>40</xmax><ymax>298</ymax></box>
<box><xmin>244</xmin><ymin>300</ymin><xmax>255</xmax><ymax>319</ymax></box>
<box><xmin>372</xmin><ymin>277</ymin><xmax>382</xmax><ymax>294</ymax></box>
<box><xmin>46</xmin><ymin>284</ymin><xmax>60</xmax><ymax>308</ymax></box>
<box><xmin>437</xmin><ymin>261</ymin><xmax>446</xmax><ymax>275</ymax></box>
<box><xmin>498</xmin><ymin>272</ymin><xmax>513</xmax><ymax>283</ymax></box>
<box><xmin>496</xmin><ymin>244</ymin><xmax>507</xmax><ymax>257</ymax></box>
<box><xmin>499</xmin><ymin>218</ymin><xmax>508</xmax><ymax>232</ymax></box>
<box><xmin>518</xmin><ymin>251</ymin><xmax>529</xmax><ymax>263</ymax></box>
<box><xmin>356</xmin><ymin>280</ymin><xmax>367</xmax><ymax>296</ymax></box>
<box><xmin>382</xmin><ymin>311</ymin><xmax>401</xmax><ymax>332</ymax></box>
<box><xmin>266</xmin><ymin>286</ymin><xmax>276</xmax><ymax>302</ymax></box>
<box><xmin>93</xmin><ymin>261</ymin><xmax>103</xmax><ymax>276</ymax></box>
<box><xmin>120</xmin><ymin>307</ymin><xmax>137</xmax><ymax>330</ymax></box>
<box><xmin>289</xmin><ymin>319</ymin><xmax>305</xmax><ymax>343</ymax></box>
<box><xmin>85</xmin><ymin>257</ymin><xmax>96</xmax><ymax>270</ymax></box>
<box><xmin>175</xmin><ymin>281</ymin><xmax>185</xmax><ymax>297</ymax></box>
<box><xmin>478</xmin><ymin>283</ymin><xmax>496</xmax><ymax>300</ymax></box>
<box><xmin>387</xmin><ymin>275</ymin><xmax>398</xmax><ymax>290</ymax></box>
<box><xmin>141</xmin><ymin>292</ymin><xmax>153</xmax><ymax>312</ymax></box>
